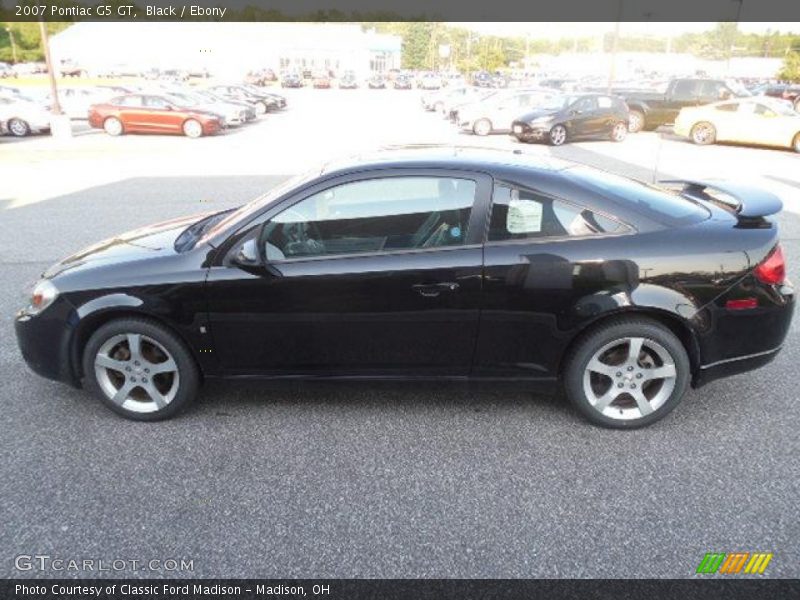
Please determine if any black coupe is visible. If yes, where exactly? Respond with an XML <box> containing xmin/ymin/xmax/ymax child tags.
<box><xmin>15</xmin><ymin>147</ymin><xmax>793</xmax><ymax>427</ymax></box>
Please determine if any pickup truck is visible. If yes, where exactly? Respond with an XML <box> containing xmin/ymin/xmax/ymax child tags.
<box><xmin>619</xmin><ymin>78</ymin><xmax>749</xmax><ymax>132</ymax></box>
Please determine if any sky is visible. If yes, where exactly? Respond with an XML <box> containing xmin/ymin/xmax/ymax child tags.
<box><xmin>457</xmin><ymin>22</ymin><xmax>800</xmax><ymax>39</ymax></box>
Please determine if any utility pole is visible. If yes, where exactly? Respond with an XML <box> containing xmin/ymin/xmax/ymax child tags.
<box><xmin>6</xmin><ymin>26</ymin><xmax>18</xmax><ymax>63</ymax></box>
<box><xmin>39</xmin><ymin>21</ymin><xmax>62</xmax><ymax>115</ymax></box>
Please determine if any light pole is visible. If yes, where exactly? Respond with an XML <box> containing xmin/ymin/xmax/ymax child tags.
<box><xmin>6</xmin><ymin>26</ymin><xmax>18</xmax><ymax>64</ymax></box>
<box><xmin>727</xmin><ymin>0</ymin><xmax>744</xmax><ymax>76</ymax></box>
<box><xmin>608</xmin><ymin>0</ymin><xmax>623</xmax><ymax>94</ymax></box>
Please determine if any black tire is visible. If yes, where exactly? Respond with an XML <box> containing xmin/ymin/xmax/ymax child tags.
<box><xmin>563</xmin><ymin>317</ymin><xmax>690</xmax><ymax>429</ymax></box>
<box><xmin>690</xmin><ymin>121</ymin><xmax>716</xmax><ymax>145</ymax></box>
<box><xmin>627</xmin><ymin>109</ymin><xmax>645</xmax><ymax>133</ymax></box>
<box><xmin>82</xmin><ymin>318</ymin><xmax>200</xmax><ymax>421</ymax></box>
<box><xmin>472</xmin><ymin>118</ymin><xmax>492</xmax><ymax>136</ymax></box>
<box><xmin>7</xmin><ymin>117</ymin><xmax>30</xmax><ymax>137</ymax></box>
<box><xmin>793</xmin><ymin>133</ymin><xmax>800</xmax><ymax>154</ymax></box>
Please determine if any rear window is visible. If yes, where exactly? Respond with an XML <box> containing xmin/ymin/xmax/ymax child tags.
<box><xmin>567</xmin><ymin>166</ymin><xmax>710</xmax><ymax>226</ymax></box>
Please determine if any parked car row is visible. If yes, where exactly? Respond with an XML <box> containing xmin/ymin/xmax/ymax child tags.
<box><xmin>0</xmin><ymin>82</ymin><xmax>287</xmax><ymax>138</ymax></box>
<box><xmin>424</xmin><ymin>85</ymin><xmax>631</xmax><ymax>146</ymax></box>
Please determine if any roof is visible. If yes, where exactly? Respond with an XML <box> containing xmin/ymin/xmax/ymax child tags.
<box><xmin>319</xmin><ymin>145</ymin><xmax>577</xmax><ymax>178</ymax></box>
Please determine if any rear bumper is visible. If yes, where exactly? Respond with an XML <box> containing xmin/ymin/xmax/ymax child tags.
<box><xmin>694</xmin><ymin>345</ymin><xmax>782</xmax><ymax>387</ymax></box>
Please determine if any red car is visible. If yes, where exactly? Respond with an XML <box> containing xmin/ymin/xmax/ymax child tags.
<box><xmin>88</xmin><ymin>94</ymin><xmax>223</xmax><ymax>138</ymax></box>
<box><xmin>312</xmin><ymin>73</ymin><xmax>332</xmax><ymax>89</ymax></box>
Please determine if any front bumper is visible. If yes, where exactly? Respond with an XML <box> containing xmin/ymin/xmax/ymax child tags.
<box><xmin>15</xmin><ymin>298</ymin><xmax>81</xmax><ymax>387</ymax></box>
<box><xmin>511</xmin><ymin>122</ymin><xmax>550</xmax><ymax>141</ymax></box>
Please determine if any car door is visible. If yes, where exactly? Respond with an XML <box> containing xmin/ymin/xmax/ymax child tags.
<box><xmin>142</xmin><ymin>95</ymin><xmax>184</xmax><ymax>133</ymax></box>
<box><xmin>565</xmin><ymin>96</ymin><xmax>598</xmax><ymax>138</ymax></box>
<box><xmin>115</xmin><ymin>95</ymin><xmax>150</xmax><ymax>131</ymax></box>
<box><xmin>205</xmin><ymin>169</ymin><xmax>492</xmax><ymax>377</ymax></box>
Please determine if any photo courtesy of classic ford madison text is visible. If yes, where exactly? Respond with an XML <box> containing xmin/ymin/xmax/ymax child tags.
<box><xmin>1</xmin><ymin>10</ymin><xmax>799</xmax><ymax>592</ymax></box>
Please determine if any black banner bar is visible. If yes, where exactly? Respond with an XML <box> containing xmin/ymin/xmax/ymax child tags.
<box><xmin>3</xmin><ymin>0</ymin><xmax>800</xmax><ymax>22</ymax></box>
<box><xmin>3</xmin><ymin>579</ymin><xmax>800</xmax><ymax>600</ymax></box>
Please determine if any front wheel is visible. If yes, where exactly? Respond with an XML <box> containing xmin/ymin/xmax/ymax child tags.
<box><xmin>792</xmin><ymin>133</ymin><xmax>800</xmax><ymax>153</ymax></box>
<box><xmin>690</xmin><ymin>121</ymin><xmax>716</xmax><ymax>145</ymax></box>
<box><xmin>103</xmin><ymin>117</ymin><xmax>123</xmax><ymax>136</ymax></box>
<box><xmin>563</xmin><ymin>318</ymin><xmax>690</xmax><ymax>428</ymax></box>
<box><xmin>472</xmin><ymin>118</ymin><xmax>492</xmax><ymax>136</ymax></box>
<box><xmin>7</xmin><ymin>117</ymin><xmax>30</xmax><ymax>137</ymax></box>
<box><xmin>549</xmin><ymin>124</ymin><xmax>567</xmax><ymax>146</ymax></box>
<box><xmin>82</xmin><ymin>318</ymin><xmax>200</xmax><ymax>421</ymax></box>
<box><xmin>611</xmin><ymin>121</ymin><xmax>628</xmax><ymax>142</ymax></box>
<box><xmin>182</xmin><ymin>119</ymin><xmax>203</xmax><ymax>138</ymax></box>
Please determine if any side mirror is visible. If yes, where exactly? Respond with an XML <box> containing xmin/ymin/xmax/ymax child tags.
<box><xmin>231</xmin><ymin>238</ymin><xmax>261</xmax><ymax>267</ymax></box>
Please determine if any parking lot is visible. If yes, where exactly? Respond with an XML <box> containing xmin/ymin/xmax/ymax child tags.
<box><xmin>1</xmin><ymin>87</ymin><xmax>799</xmax><ymax>578</ymax></box>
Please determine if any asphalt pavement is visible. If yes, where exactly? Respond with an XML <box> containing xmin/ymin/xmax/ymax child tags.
<box><xmin>1</xmin><ymin>90</ymin><xmax>799</xmax><ymax>578</ymax></box>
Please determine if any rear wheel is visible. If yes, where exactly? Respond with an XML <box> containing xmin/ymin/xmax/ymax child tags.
<box><xmin>103</xmin><ymin>117</ymin><xmax>123</xmax><ymax>136</ymax></box>
<box><xmin>627</xmin><ymin>109</ymin><xmax>645</xmax><ymax>133</ymax></box>
<box><xmin>473</xmin><ymin>118</ymin><xmax>492</xmax><ymax>136</ymax></box>
<box><xmin>563</xmin><ymin>318</ymin><xmax>690</xmax><ymax>428</ymax></box>
<box><xmin>611</xmin><ymin>121</ymin><xmax>628</xmax><ymax>142</ymax></box>
<box><xmin>182</xmin><ymin>119</ymin><xmax>203</xmax><ymax>138</ymax></box>
<box><xmin>7</xmin><ymin>117</ymin><xmax>30</xmax><ymax>137</ymax></box>
<box><xmin>82</xmin><ymin>318</ymin><xmax>200</xmax><ymax>421</ymax></box>
<box><xmin>549</xmin><ymin>124</ymin><xmax>567</xmax><ymax>146</ymax></box>
<box><xmin>690</xmin><ymin>121</ymin><xmax>716</xmax><ymax>145</ymax></box>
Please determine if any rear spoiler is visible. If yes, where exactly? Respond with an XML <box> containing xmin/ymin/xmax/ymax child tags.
<box><xmin>660</xmin><ymin>179</ymin><xmax>783</xmax><ymax>220</ymax></box>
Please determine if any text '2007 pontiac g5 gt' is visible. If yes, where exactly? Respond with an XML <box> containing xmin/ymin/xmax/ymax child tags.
<box><xmin>15</xmin><ymin>147</ymin><xmax>794</xmax><ymax>427</ymax></box>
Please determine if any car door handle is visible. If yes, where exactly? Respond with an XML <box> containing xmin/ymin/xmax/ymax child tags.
<box><xmin>412</xmin><ymin>282</ymin><xmax>460</xmax><ymax>297</ymax></box>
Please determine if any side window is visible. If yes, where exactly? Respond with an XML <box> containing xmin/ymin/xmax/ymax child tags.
<box><xmin>118</xmin><ymin>95</ymin><xmax>142</xmax><ymax>107</ymax></box>
<box><xmin>488</xmin><ymin>185</ymin><xmax>625</xmax><ymax>242</ymax></box>
<box><xmin>144</xmin><ymin>96</ymin><xmax>170</xmax><ymax>108</ymax></box>
<box><xmin>572</xmin><ymin>97</ymin><xmax>597</xmax><ymax>113</ymax></box>
<box><xmin>672</xmin><ymin>80</ymin><xmax>700</xmax><ymax>100</ymax></box>
<box><xmin>597</xmin><ymin>96</ymin><xmax>613</xmax><ymax>109</ymax></box>
<box><xmin>263</xmin><ymin>176</ymin><xmax>476</xmax><ymax>260</ymax></box>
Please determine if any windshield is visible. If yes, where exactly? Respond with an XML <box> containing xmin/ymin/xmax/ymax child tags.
<box><xmin>199</xmin><ymin>168</ymin><xmax>322</xmax><ymax>245</ymax></box>
<box><xmin>761</xmin><ymin>99</ymin><xmax>798</xmax><ymax>116</ymax></box>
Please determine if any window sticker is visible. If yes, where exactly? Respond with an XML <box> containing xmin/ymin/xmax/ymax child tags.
<box><xmin>507</xmin><ymin>199</ymin><xmax>543</xmax><ymax>234</ymax></box>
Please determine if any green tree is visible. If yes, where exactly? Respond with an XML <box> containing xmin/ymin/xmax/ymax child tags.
<box><xmin>779</xmin><ymin>51</ymin><xmax>800</xmax><ymax>82</ymax></box>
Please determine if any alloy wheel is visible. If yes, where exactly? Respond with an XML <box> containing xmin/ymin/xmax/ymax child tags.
<box><xmin>94</xmin><ymin>333</ymin><xmax>180</xmax><ymax>414</ymax></box>
<box><xmin>8</xmin><ymin>118</ymin><xmax>30</xmax><ymax>137</ymax></box>
<box><xmin>183</xmin><ymin>119</ymin><xmax>203</xmax><ymax>138</ymax></box>
<box><xmin>473</xmin><ymin>119</ymin><xmax>492</xmax><ymax>136</ymax></box>
<box><xmin>628</xmin><ymin>111</ymin><xmax>644</xmax><ymax>133</ymax></box>
<box><xmin>582</xmin><ymin>336</ymin><xmax>677</xmax><ymax>421</ymax></box>
<box><xmin>104</xmin><ymin>117</ymin><xmax>122</xmax><ymax>136</ymax></box>
<box><xmin>549</xmin><ymin>125</ymin><xmax>567</xmax><ymax>146</ymax></box>
<box><xmin>612</xmin><ymin>122</ymin><xmax>627</xmax><ymax>142</ymax></box>
<box><xmin>691</xmin><ymin>122</ymin><xmax>716</xmax><ymax>145</ymax></box>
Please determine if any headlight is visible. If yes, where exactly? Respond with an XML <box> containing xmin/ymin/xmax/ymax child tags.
<box><xmin>24</xmin><ymin>279</ymin><xmax>59</xmax><ymax>316</ymax></box>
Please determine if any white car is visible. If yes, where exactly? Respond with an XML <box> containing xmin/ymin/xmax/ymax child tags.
<box><xmin>0</xmin><ymin>95</ymin><xmax>51</xmax><ymax>137</ymax></box>
<box><xmin>457</xmin><ymin>88</ymin><xmax>563</xmax><ymax>136</ymax></box>
<box><xmin>35</xmin><ymin>87</ymin><xmax>116</xmax><ymax>120</ymax></box>
<box><xmin>674</xmin><ymin>97</ymin><xmax>800</xmax><ymax>153</ymax></box>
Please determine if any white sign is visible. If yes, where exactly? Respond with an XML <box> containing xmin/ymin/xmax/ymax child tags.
<box><xmin>507</xmin><ymin>199</ymin><xmax>543</xmax><ymax>234</ymax></box>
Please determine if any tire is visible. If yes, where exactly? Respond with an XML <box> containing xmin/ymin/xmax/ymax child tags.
<box><xmin>549</xmin><ymin>124</ymin><xmax>567</xmax><ymax>146</ymax></box>
<box><xmin>7</xmin><ymin>117</ymin><xmax>30</xmax><ymax>137</ymax></box>
<box><xmin>563</xmin><ymin>317</ymin><xmax>690</xmax><ymax>429</ymax></box>
<box><xmin>472</xmin><ymin>118</ymin><xmax>492</xmax><ymax>136</ymax></box>
<box><xmin>103</xmin><ymin>117</ymin><xmax>123</xmax><ymax>136</ymax></box>
<box><xmin>690</xmin><ymin>121</ymin><xmax>716</xmax><ymax>145</ymax></box>
<box><xmin>82</xmin><ymin>318</ymin><xmax>200</xmax><ymax>421</ymax></box>
<box><xmin>627</xmin><ymin>109</ymin><xmax>645</xmax><ymax>133</ymax></box>
<box><xmin>611</xmin><ymin>121</ymin><xmax>628</xmax><ymax>142</ymax></box>
<box><xmin>793</xmin><ymin>98</ymin><xmax>800</xmax><ymax>113</ymax></box>
<box><xmin>255</xmin><ymin>101</ymin><xmax>268</xmax><ymax>115</ymax></box>
<box><xmin>793</xmin><ymin>133</ymin><xmax>800</xmax><ymax>154</ymax></box>
<box><xmin>182</xmin><ymin>119</ymin><xmax>203</xmax><ymax>138</ymax></box>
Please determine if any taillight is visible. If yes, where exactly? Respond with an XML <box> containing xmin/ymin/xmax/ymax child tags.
<box><xmin>754</xmin><ymin>244</ymin><xmax>786</xmax><ymax>285</ymax></box>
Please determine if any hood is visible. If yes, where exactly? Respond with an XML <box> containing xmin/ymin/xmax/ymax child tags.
<box><xmin>516</xmin><ymin>107</ymin><xmax>560</xmax><ymax>122</ymax></box>
<box><xmin>43</xmin><ymin>211</ymin><xmax>215</xmax><ymax>280</ymax></box>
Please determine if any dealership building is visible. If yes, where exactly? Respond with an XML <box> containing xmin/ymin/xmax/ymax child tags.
<box><xmin>49</xmin><ymin>23</ymin><xmax>402</xmax><ymax>78</ymax></box>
